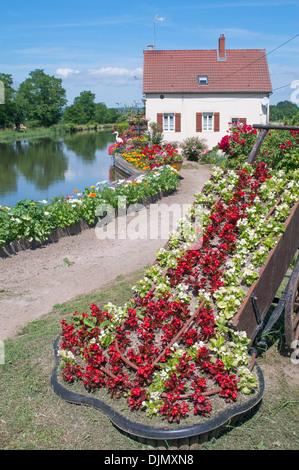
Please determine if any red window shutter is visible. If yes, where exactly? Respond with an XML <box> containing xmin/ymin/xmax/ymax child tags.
<box><xmin>175</xmin><ymin>113</ymin><xmax>181</xmax><ymax>132</ymax></box>
<box><xmin>214</xmin><ymin>112</ymin><xmax>220</xmax><ymax>132</ymax></box>
<box><xmin>196</xmin><ymin>113</ymin><xmax>202</xmax><ymax>132</ymax></box>
<box><xmin>157</xmin><ymin>113</ymin><xmax>163</xmax><ymax>131</ymax></box>
<box><xmin>239</xmin><ymin>118</ymin><xmax>247</xmax><ymax>125</ymax></box>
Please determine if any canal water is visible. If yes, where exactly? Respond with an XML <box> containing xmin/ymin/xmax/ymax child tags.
<box><xmin>0</xmin><ymin>130</ymin><xmax>115</xmax><ymax>207</ymax></box>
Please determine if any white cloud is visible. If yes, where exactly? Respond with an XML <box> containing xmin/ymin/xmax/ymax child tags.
<box><xmin>55</xmin><ymin>66</ymin><xmax>143</xmax><ymax>87</ymax></box>
<box><xmin>88</xmin><ymin>67</ymin><xmax>143</xmax><ymax>78</ymax></box>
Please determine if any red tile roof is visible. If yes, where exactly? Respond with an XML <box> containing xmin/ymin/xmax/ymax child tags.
<box><xmin>143</xmin><ymin>48</ymin><xmax>272</xmax><ymax>94</ymax></box>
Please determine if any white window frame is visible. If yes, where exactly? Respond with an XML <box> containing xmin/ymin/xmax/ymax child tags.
<box><xmin>163</xmin><ymin>113</ymin><xmax>175</xmax><ymax>131</ymax></box>
<box><xmin>203</xmin><ymin>113</ymin><xmax>213</xmax><ymax>131</ymax></box>
<box><xmin>198</xmin><ymin>75</ymin><xmax>208</xmax><ymax>85</ymax></box>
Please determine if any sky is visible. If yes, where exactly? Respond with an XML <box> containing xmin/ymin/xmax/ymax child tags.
<box><xmin>0</xmin><ymin>0</ymin><xmax>298</xmax><ymax>108</ymax></box>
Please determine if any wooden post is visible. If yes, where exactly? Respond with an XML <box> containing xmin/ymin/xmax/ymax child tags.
<box><xmin>247</xmin><ymin>128</ymin><xmax>268</xmax><ymax>164</ymax></box>
<box><xmin>253</xmin><ymin>124</ymin><xmax>299</xmax><ymax>131</ymax></box>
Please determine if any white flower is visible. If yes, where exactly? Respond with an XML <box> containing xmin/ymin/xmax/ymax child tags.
<box><xmin>58</xmin><ymin>349</ymin><xmax>75</xmax><ymax>361</ymax></box>
<box><xmin>150</xmin><ymin>391</ymin><xmax>161</xmax><ymax>400</ymax></box>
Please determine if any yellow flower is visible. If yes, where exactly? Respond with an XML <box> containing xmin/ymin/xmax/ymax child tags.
<box><xmin>30</xmin><ymin>202</ymin><xmax>35</xmax><ymax>205</ymax></box>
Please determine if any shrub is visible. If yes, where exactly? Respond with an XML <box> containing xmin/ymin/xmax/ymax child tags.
<box><xmin>24</xmin><ymin>120</ymin><xmax>40</xmax><ymax>129</ymax></box>
<box><xmin>217</xmin><ymin>121</ymin><xmax>299</xmax><ymax>171</ymax></box>
<box><xmin>115</xmin><ymin>122</ymin><xmax>130</xmax><ymax>134</ymax></box>
<box><xmin>199</xmin><ymin>147</ymin><xmax>227</xmax><ymax>167</ymax></box>
<box><xmin>180</xmin><ymin>136</ymin><xmax>207</xmax><ymax>161</ymax></box>
<box><xmin>258</xmin><ymin>128</ymin><xmax>299</xmax><ymax>171</ymax></box>
<box><xmin>149</xmin><ymin>122</ymin><xmax>163</xmax><ymax>145</ymax></box>
<box><xmin>218</xmin><ymin>123</ymin><xmax>258</xmax><ymax>168</ymax></box>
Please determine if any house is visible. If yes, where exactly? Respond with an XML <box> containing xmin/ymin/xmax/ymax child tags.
<box><xmin>143</xmin><ymin>35</ymin><xmax>272</xmax><ymax>149</ymax></box>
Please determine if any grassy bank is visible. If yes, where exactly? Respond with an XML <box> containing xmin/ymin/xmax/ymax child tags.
<box><xmin>0</xmin><ymin>126</ymin><xmax>61</xmax><ymax>142</ymax></box>
<box><xmin>0</xmin><ymin>267</ymin><xmax>298</xmax><ymax>450</ymax></box>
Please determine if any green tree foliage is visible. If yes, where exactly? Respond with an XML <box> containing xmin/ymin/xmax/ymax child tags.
<box><xmin>104</xmin><ymin>107</ymin><xmax>121</xmax><ymax>124</ymax></box>
<box><xmin>17</xmin><ymin>69</ymin><xmax>67</xmax><ymax>127</ymax></box>
<box><xmin>63</xmin><ymin>94</ymin><xmax>121</xmax><ymax>125</ymax></box>
<box><xmin>269</xmin><ymin>100</ymin><xmax>299</xmax><ymax>122</ymax></box>
<box><xmin>0</xmin><ymin>69</ymin><xmax>122</xmax><ymax>129</ymax></box>
<box><xmin>63</xmin><ymin>90</ymin><xmax>96</xmax><ymax>124</ymax></box>
<box><xmin>94</xmin><ymin>102</ymin><xmax>108</xmax><ymax>123</ymax></box>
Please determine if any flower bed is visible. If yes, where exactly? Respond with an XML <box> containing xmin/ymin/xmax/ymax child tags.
<box><xmin>0</xmin><ymin>166</ymin><xmax>180</xmax><ymax>249</ymax></box>
<box><xmin>109</xmin><ymin>129</ymin><xmax>182</xmax><ymax>172</ymax></box>
<box><xmin>57</xmin><ymin>162</ymin><xmax>299</xmax><ymax>427</ymax></box>
<box><xmin>119</xmin><ymin>144</ymin><xmax>182</xmax><ymax>171</ymax></box>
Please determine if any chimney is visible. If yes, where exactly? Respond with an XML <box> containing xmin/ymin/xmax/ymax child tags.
<box><xmin>218</xmin><ymin>34</ymin><xmax>226</xmax><ymax>61</ymax></box>
<box><xmin>147</xmin><ymin>44</ymin><xmax>154</xmax><ymax>51</ymax></box>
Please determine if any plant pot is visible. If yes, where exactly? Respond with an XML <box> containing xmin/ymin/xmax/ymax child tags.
<box><xmin>133</xmin><ymin>141</ymin><xmax>149</xmax><ymax>149</ymax></box>
<box><xmin>169</xmin><ymin>161</ymin><xmax>183</xmax><ymax>170</ymax></box>
<box><xmin>51</xmin><ymin>336</ymin><xmax>264</xmax><ymax>446</ymax></box>
<box><xmin>130</xmin><ymin>124</ymin><xmax>148</xmax><ymax>136</ymax></box>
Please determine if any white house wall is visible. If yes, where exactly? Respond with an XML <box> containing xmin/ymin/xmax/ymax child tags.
<box><xmin>145</xmin><ymin>93</ymin><xmax>269</xmax><ymax>149</ymax></box>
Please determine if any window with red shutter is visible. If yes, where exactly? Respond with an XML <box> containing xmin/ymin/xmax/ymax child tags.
<box><xmin>203</xmin><ymin>113</ymin><xmax>213</xmax><ymax>131</ymax></box>
<box><xmin>197</xmin><ymin>112</ymin><xmax>220</xmax><ymax>132</ymax></box>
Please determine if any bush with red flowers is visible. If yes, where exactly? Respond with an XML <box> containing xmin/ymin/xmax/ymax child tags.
<box><xmin>218</xmin><ymin>121</ymin><xmax>299</xmax><ymax>171</ymax></box>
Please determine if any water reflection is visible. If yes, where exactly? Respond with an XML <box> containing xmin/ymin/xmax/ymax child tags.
<box><xmin>0</xmin><ymin>131</ymin><xmax>115</xmax><ymax>206</ymax></box>
<box><xmin>63</xmin><ymin>131</ymin><xmax>113</xmax><ymax>162</ymax></box>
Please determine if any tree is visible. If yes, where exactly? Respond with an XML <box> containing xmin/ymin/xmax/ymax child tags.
<box><xmin>17</xmin><ymin>69</ymin><xmax>67</xmax><ymax>127</ymax></box>
<box><xmin>63</xmin><ymin>91</ymin><xmax>96</xmax><ymax>124</ymax></box>
<box><xmin>105</xmin><ymin>107</ymin><xmax>121</xmax><ymax>123</ymax></box>
<box><xmin>270</xmin><ymin>100</ymin><xmax>299</xmax><ymax>122</ymax></box>
<box><xmin>0</xmin><ymin>73</ymin><xmax>17</xmax><ymax>128</ymax></box>
<box><xmin>94</xmin><ymin>102</ymin><xmax>108</xmax><ymax>124</ymax></box>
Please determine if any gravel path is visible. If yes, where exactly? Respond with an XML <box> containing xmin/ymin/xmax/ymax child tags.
<box><xmin>0</xmin><ymin>162</ymin><xmax>211</xmax><ymax>340</ymax></box>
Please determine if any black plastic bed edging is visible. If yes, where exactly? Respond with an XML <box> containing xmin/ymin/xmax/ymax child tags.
<box><xmin>51</xmin><ymin>336</ymin><xmax>265</xmax><ymax>442</ymax></box>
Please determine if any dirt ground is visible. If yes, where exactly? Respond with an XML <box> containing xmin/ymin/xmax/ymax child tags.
<box><xmin>0</xmin><ymin>162</ymin><xmax>211</xmax><ymax>341</ymax></box>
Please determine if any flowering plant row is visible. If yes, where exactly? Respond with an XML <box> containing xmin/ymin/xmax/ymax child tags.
<box><xmin>0</xmin><ymin>166</ymin><xmax>180</xmax><ymax>248</ymax></box>
<box><xmin>108</xmin><ymin>127</ymin><xmax>182</xmax><ymax>170</ymax></box>
<box><xmin>120</xmin><ymin>144</ymin><xmax>182</xmax><ymax>171</ymax></box>
<box><xmin>58</xmin><ymin>162</ymin><xmax>299</xmax><ymax>424</ymax></box>
<box><xmin>109</xmin><ymin>139</ymin><xmax>182</xmax><ymax>171</ymax></box>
